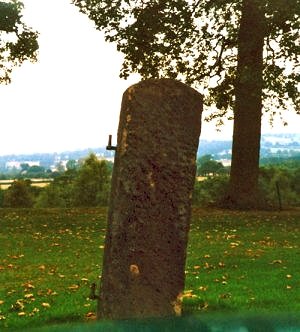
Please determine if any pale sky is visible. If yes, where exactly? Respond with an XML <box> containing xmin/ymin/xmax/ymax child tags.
<box><xmin>0</xmin><ymin>0</ymin><xmax>298</xmax><ymax>156</ymax></box>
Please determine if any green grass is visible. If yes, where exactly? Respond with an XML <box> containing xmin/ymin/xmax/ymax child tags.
<box><xmin>0</xmin><ymin>207</ymin><xmax>300</xmax><ymax>330</ymax></box>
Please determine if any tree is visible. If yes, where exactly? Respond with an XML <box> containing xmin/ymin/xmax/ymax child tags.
<box><xmin>66</xmin><ymin>159</ymin><xmax>78</xmax><ymax>171</ymax></box>
<box><xmin>3</xmin><ymin>179</ymin><xmax>33</xmax><ymax>207</ymax></box>
<box><xmin>227</xmin><ymin>0</ymin><xmax>265</xmax><ymax>208</ymax></box>
<box><xmin>0</xmin><ymin>0</ymin><xmax>38</xmax><ymax>83</ymax></box>
<box><xmin>35</xmin><ymin>184</ymin><xmax>70</xmax><ymax>208</ymax></box>
<box><xmin>26</xmin><ymin>165</ymin><xmax>46</xmax><ymax>178</ymax></box>
<box><xmin>20</xmin><ymin>163</ymin><xmax>30</xmax><ymax>172</ymax></box>
<box><xmin>197</xmin><ymin>154</ymin><xmax>226</xmax><ymax>176</ymax></box>
<box><xmin>72</xmin><ymin>0</ymin><xmax>299</xmax><ymax>208</ymax></box>
<box><xmin>72</xmin><ymin>153</ymin><xmax>110</xmax><ymax>207</ymax></box>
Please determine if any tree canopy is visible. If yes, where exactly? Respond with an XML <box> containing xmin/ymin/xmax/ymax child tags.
<box><xmin>0</xmin><ymin>0</ymin><xmax>38</xmax><ymax>83</ymax></box>
<box><xmin>73</xmin><ymin>0</ymin><xmax>299</xmax><ymax>123</ymax></box>
<box><xmin>73</xmin><ymin>0</ymin><xmax>299</xmax><ymax>208</ymax></box>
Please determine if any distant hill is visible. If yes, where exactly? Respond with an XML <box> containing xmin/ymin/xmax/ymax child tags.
<box><xmin>0</xmin><ymin>133</ymin><xmax>299</xmax><ymax>172</ymax></box>
<box><xmin>198</xmin><ymin>133</ymin><xmax>300</xmax><ymax>160</ymax></box>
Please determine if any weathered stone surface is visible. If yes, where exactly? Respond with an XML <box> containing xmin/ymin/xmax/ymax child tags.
<box><xmin>98</xmin><ymin>78</ymin><xmax>203</xmax><ymax>319</ymax></box>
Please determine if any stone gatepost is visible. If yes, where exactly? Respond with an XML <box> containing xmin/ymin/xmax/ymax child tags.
<box><xmin>98</xmin><ymin>78</ymin><xmax>203</xmax><ymax>319</ymax></box>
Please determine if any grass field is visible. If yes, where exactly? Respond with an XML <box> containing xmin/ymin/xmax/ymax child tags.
<box><xmin>0</xmin><ymin>207</ymin><xmax>300</xmax><ymax>330</ymax></box>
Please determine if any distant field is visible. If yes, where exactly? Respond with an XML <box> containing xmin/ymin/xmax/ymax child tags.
<box><xmin>0</xmin><ymin>207</ymin><xmax>300</xmax><ymax>330</ymax></box>
<box><xmin>0</xmin><ymin>179</ymin><xmax>53</xmax><ymax>190</ymax></box>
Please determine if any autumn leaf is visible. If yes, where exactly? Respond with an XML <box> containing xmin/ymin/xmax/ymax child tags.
<box><xmin>47</xmin><ymin>289</ymin><xmax>57</xmax><ymax>295</ymax></box>
<box><xmin>41</xmin><ymin>302</ymin><xmax>51</xmax><ymax>308</ymax></box>
<box><xmin>219</xmin><ymin>293</ymin><xmax>231</xmax><ymax>299</ymax></box>
<box><xmin>23</xmin><ymin>282</ymin><xmax>35</xmax><ymax>289</ymax></box>
<box><xmin>68</xmin><ymin>284</ymin><xmax>79</xmax><ymax>290</ymax></box>
<box><xmin>85</xmin><ymin>312</ymin><xmax>96</xmax><ymax>319</ymax></box>
<box><xmin>24</xmin><ymin>293</ymin><xmax>34</xmax><ymax>299</ymax></box>
<box><xmin>18</xmin><ymin>312</ymin><xmax>26</xmax><ymax>317</ymax></box>
<box><xmin>11</xmin><ymin>300</ymin><xmax>25</xmax><ymax>311</ymax></box>
<box><xmin>182</xmin><ymin>290</ymin><xmax>197</xmax><ymax>298</ymax></box>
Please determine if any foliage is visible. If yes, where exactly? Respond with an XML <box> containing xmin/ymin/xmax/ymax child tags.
<box><xmin>0</xmin><ymin>0</ymin><xmax>39</xmax><ymax>83</ymax></box>
<box><xmin>1</xmin><ymin>208</ymin><xmax>300</xmax><ymax>329</ymax></box>
<box><xmin>72</xmin><ymin>0</ymin><xmax>299</xmax><ymax>209</ymax></box>
<box><xmin>72</xmin><ymin>0</ymin><xmax>299</xmax><ymax>121</ymax></box>
<box><xmin>194</xmin><ymin>160</ymin><xmax>300</xmax><ymax>209</ymax></box>
<box><xmin>3</xmin><ymin>179</ymin><xmax>34</xmax><ymax>207</ymax></box>
<box><xmin>34</xmin><ymin>184</ymin><xmax>71</xmax><ymax>208</ymax></box>
<box><xmin>72</xmin><ymin>154</ymin><xmax>110</xmax><ymax>207</ymax></box>
<box><xmin>0</xmin><ymin>187</ymin><xmax>4</xmax><ymax>206</ymax></box>
<box><xmin>197</xmin><ymin>155</ymin><xmax>227</xmax><ymax>176</ymax></box>
<box><xmin>259</xmin><ymin>164</ymin><xmax>300</xmax><ymax>208</ymax></box>
<box><xmin>25</xmin><ymin>165</ymin><xmax>48</xmax><ymax>179</ymax></box>
<box><xmin>35</xmin><ymin>154</ymin><xmax>111</xmax><ymax>208</ymax></box>
<box><xmin>193</xmin><ymin>176</ymin><xmax>229</xmax><ymax>207</ymax></box>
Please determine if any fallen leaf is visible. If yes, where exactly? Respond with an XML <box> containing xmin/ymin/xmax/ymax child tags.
<box><xmin>41</xmin><ymin>302</ymin><xmax>51</xmax><ymax>308</ymax></box>
<box><xmin>182</xmin><ymin>290</ymin><xmax>197</xmax><ymax>298</ymax></box>
<box><xmin>18</xmin><ymin>312</ymin><xmax>26</xmax><ymax>317</ymax></box>
<box><xmin>219</xmin><ymin>293</ymin><xmax>231</xmax><ymax>299</ymax></box>
<box><xmin>23</xmin><ymin>282</ymin><xmax>35</xmax><ymax>289</ymax></box>
<box><xmin>12</xmin><ymin>300</ymin><xmax>25</xmax><ymax>311</ymax></box>
<box><xmin>68</xmin><ymin>284</ymin><xmax>79</xmax><ymax>290</ymax></box>
<box><xmin>86</xmin><ymin>312</ymin><xmax>96</xmax><ymax>319</ymax></box>
<box><xmin>24</xmin><ymin>294</ymin><xmax>34</xmax><ymax>300</ymax></box>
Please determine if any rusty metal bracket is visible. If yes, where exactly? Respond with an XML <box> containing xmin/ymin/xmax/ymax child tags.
<box><xmin>89</xmin><ymin>282</ymin><xmax>99</xmax><ymax>300</ymax></box>
<box><xmin>106</xmin><ymin>134</ymin><xmax>117</xmax><ymax>151</ymax></box>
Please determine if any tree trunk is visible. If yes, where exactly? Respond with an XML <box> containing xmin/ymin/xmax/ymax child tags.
<box><xmin>98</xmin><ymin>79</ymin><xmax>202</xmax><ymax>319</ymax></box>
<box><xmin>227</xmin><ymin>0</ymin><xmax>266</xmax><ymax>209</ymax></box>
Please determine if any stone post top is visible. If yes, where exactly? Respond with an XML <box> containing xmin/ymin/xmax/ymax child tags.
<box><xmin>125</xmin><ymin>78</ymin><xmax>203</xmax><ymax>101</ymax></box>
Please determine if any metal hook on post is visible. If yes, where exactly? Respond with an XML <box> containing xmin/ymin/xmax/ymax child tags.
<box><xmin>106</xmin><ymin>134</ymin><xmax>117</xmax><ymax>151</ymax></box>
<box><xmin>89</xmin><ymin>282</ymin><xmax>99</xmax><ymax>300</ymax></box>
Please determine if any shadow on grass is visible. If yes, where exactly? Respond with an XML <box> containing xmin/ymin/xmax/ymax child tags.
<box><xmin>23</xmin><ymin>314</ymin><xmax>300</xmax><ymax>332</ymax></box>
